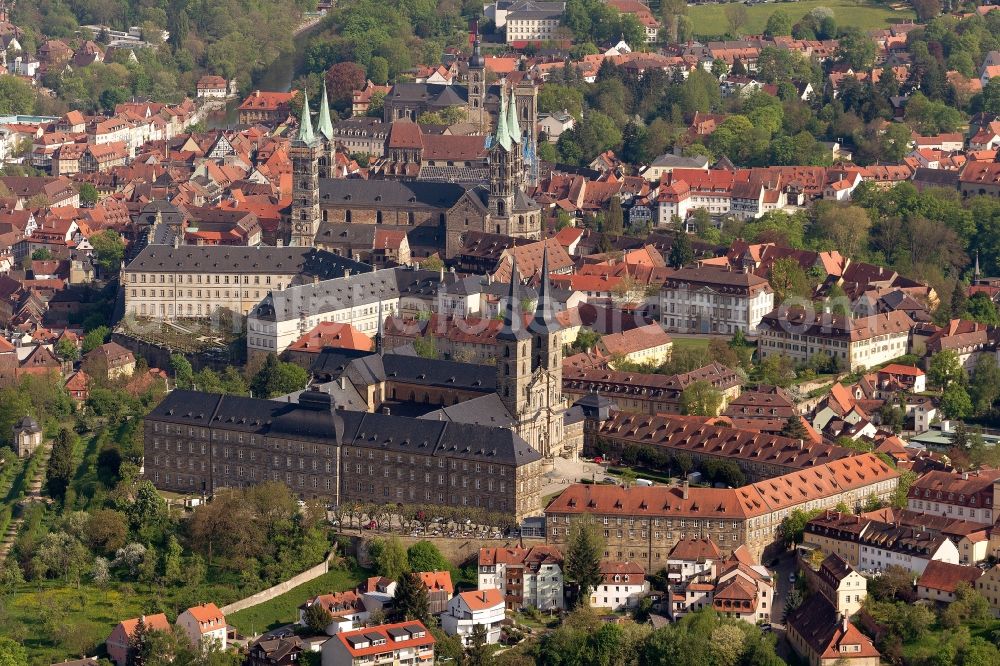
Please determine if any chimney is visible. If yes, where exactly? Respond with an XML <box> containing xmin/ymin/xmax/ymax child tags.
<box><xmin>842</xmin><ymin>615</ymin><xmax>849</xmax><ymax>633</ymax></box>
<box><xmin>682</xmin><ymin>480</ymin><xmax>689</xmax><ymax>500</ymax></box>
<box><xmin>173</xmin><ymin>234</ymin><xmax>180</xmax><ymax>249</ymax></box>
<box><xmin>383</xmin><ymin>406</ymin><xmax>391</xmax><ymax>416</ymax></box>
<box><xmin>313</xmin><ymin>275</ymin><xmax>319</xmax><ymax>285</ymax></box>
<box><xmin>339</xmin><ymin>376</ymin><xmax>346</xmax><ymax>390</ymax></box>
<box><xmin>276</xmin><ymin>238</ymin><xmax>283</xmax><ymax>247</ymax></box>
<box><xmin>345</xmin><ymin>268</ymin><xmax>351</xmax><ymax>278</ymax></box>
<box><xmin>963</xmin><ymin>472</ymin><xmax>969</xmax><ymax>480</ymax></box>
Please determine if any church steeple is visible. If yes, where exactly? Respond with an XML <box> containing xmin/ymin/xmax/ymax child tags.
<box><xmin>498</xmin><ymin>258</ymin><xmax>529</xmax><ymax>341</ymax></box>
<box><xmin>297</xmin><ymin>89</ymin><xmax>316</xmax><ymax>145</ymax></box>
<box><xmin>532</xmin><ymin>245</ymin><xmax>560</xmax><ymax>334</ymax></box>
<box><xmin>506</xmin><ymin>84</ymin><xmax>521</xmax><ymax>145</ymax></box>
<box><xmin>317</xmin><ymin>82</ymin><xmax>334</xmax><ymax>142</ymax></box>
<box><xmin>494</xmin><ymin>86</ymin><xmax>511</xmax><ymax>152</ymax></box>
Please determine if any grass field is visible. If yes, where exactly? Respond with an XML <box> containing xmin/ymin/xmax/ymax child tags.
<box><xmin>228</xmin><ymin>565</ymin><xmax>368</xmax><ymax>636</ymax></box>
<box><xmin>687</xmin><ymin>0</ymin><xmax>914</xmax><ymax>38</ymax></box>
<box><xmin>670</xmin><ymin>336</ymin><xmax>711</xmax><ymax>353</ymax></box>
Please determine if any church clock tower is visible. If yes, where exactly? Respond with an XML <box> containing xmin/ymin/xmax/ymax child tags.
<box><xmin>497</xmin><ymin>258</ymin><xmax>532</xmax><ymax>420</ymax></box>
<box><xmin>289</xmin><ymin>90</ymin><xmax>321</xmax><ymax>247</ymax></box>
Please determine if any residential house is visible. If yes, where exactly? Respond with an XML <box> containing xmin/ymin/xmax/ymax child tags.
<box><xmin>176</xmin><ymin>603</ymin><xmax>227</xmax><ymax>650</ymax></box>
<box><xmin>83</xmin><ymin>341</ymin><xmax>135</xmax><ymax>380</ymax></box>
<box><xmin>589</xmin><ymin>561</ymin><xmax>648</xmax><ymax>611</ymax></box>
<box><xmin>786</xmin><ymin>595</ymin><xmax>880</xmax><ymax>666</ymax></box>
<box><xmin>298</xmin><ymin>590</ymin><xmax>369</xmax><ymax>635</ymax></box>
<box><xmin>916</xmin><ymin>560</ymin><xmax>983</xmax><ymax>603</ymax></box>
<box><xmin>975</xmin><ymin>564</ymin><xmax>1000</xmax><ymax>618</ymax></box>
<box><xmin>417</xmin><ymin>571</ymin><xmax>455</xmax><ymax>615</ymax></box>
<box><xmin>477</xmin><ymin>545</ymin><xmax>565</xmax><ymax>611</ymax></box>
<box><xmin>321</xmin><ymin>621</ymin><xmax>434</xmax><ymax>666</ymax></box>
<box><xmin>441</xmin><ymin>589</ymin><xmax>505</xmax><ymax>645</ymax></box>
<box><xmin>248</xmin><ymin>634</ymin><xmax>307</xmax><ymax>666</ymax></box>
<box><xmin>106</xmin><ymin>614</ymin><xmax>172</xmax><ymax>666</ymax></box>
<box><xmin>812</xmin><ymin>553</ymin><xmax>867</xmax><ymax>617</ymax></box>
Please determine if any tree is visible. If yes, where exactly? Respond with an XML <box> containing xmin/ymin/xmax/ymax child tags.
<box><xmin>162</xmin><ymin>535</ymin><xmax>183</xmax><ymax>585</ymax></box>
<box><xmin>780</xmin><ymin>416</ymin><xmax>808</xmax><ymax>440</ymax></box>
<box><xmin>605</xmin><ymin>196</ymin><xmax>623</xmax><ymax>236</ymax></box>
<box><xmin>928</xmin><ymin>350</ymin><xmax>963</xmax><ymax>388</ymax></box>
<box><xmin>170</xmin><ymin>354</ymin><xmax>194</xmax><ymax>390</ymax></box>
<box><xmin>465</xmin><ymin>624</ymin><xmax>493</xmax><ymax>666</ymax></box>
<box><xmin>564</xmin><ymin>520</ymin><xmax>604</xmax><ymax>605</ymax></box>
<box><xmin>46</xmin><ymin>428</ymin><xmax>76</xmax><ymax>502</ymax></box>
<box><xmin>90</xmin><ymin>230</ymin><xmax>125</xmax><ymax>276</ymax></box>
<box><xmin>941</xmin><ymin>382</ymin><xmax>973</xmax><ymax>419</ymax></box>
<box><xmin>969</xmin><ymin>354</ymin><xmax>1000</xmax><ymax>415</ymax></box>
<box><xmin>250</xmin><ymin>353</ymin><xmax>310</xmax><ymax>398</ymax></box>
<box><xmin>85</xmin><ymin>508</ymin><xmax>128</xmax><ymax>556</ymax></box>
<box><xmin>82</xmin><ymin>326</ymin><xmax>110</xmax><ymax>354</ymax></box>
<box><xmin>768</xmin><ymin>258</ymin><xmax>810</xmax><ymax>303</ymax></box>
<box><xmin>0</xmin><ymin>76</ymin><xmax>36</xmax><ymax>116</ymax></box>
<box><xmin>407</xmin><ymin>541</ymin><xmax>450</xmax><ymax>573</ymax></box>
<box><xmin>668</xmin><ymin>229</ymin><xmax>693</xmax><ymax>269</ymax></box>
<box><xmin>780</xmin><ymin>509</ymin><xmax>821</xmax><ymax>547</ymax></box>
<box><xmin>412</xmin><ymin>334</ymin><xmax>440</xmax><ymax>359</ymax></box>
<box><xmin>325</xmin><ymin>62</ymin><xmax>367</xmax><ymax>113</ymax></box>
<box><xmin>951</xmin><ymin>281</ymin><xmax>968</xmax><ymax>319</ymax></box>
<box><xmin>78</xmin><ymin>182</ymin><xmax>99</xmax><ymax>206</ymax></box>
<box><xmin>837</xmin><ymin>28</ymin><xmax>876</xmax><ymax>70</ymax></box>
<box><xmin>303</xmin><ymin>601</ymin><xmax>334</xmax><ymax>634</ymax></box>
<box><xmin>912</xmin><ymin>0</ymin><xmax>941</xmax><ymax>21</ymax></box>
<box><xmin>680</xmin><ymin>381</ymin><xmax>722</xmax><ymax>416</ymax></box>
<box><xmin>395</xmin><ymin>571</ymin><xmax>431</xmax><ymax>622</ymax></box>
<box><xmin>0</xmin><ymin>638</ymin><xmax>27</xmax><ymax>666</ymax></box>
<box><xmin>55</xmin><ymin>337</ymin><xmax>79</xmax><ymax>362</ymax></box>
<box><xmin>724</xmin><ymin>4</ymin><xmax>748</xmax><ymax>34</ymax></box>
<box><xmin>764</xmin><ymin>9</ymin><xmax>792</xmax><ymax>37</ymax></box>
<box><xmin>370</xmin><ymin>536</ymin><xmax>408</xmax><ymax>580</ymax></box>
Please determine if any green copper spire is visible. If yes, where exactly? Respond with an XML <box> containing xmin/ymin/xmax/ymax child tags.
<box><xmin>494</xmin><ymin>86</ymin><xmax>511</xmax><ymax>152</ymax></box>
<box><xmin>297</xmin><ymin>89</ymin><xmax>316</xmax><ymax>145</ymax></box>
<box><xmin>506</xmin><ymin>85</ymin><xmax>521</xmax><ymax>145</ymax></box>
<box><xmin>317</xmin><ymin>82</ymin><xmax>334</xmax><ymax>141</ymax></box>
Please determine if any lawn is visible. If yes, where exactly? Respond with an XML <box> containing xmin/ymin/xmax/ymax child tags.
<box><xmin>228</xmin><ymin>565</ymin><xmax>368</xmax><ymax>636</ymax></box>
<box><xmin>687</xmin><ymin>0</ymin><xmax>914</xmax><ymax>38</ymax></box>
<box><xmin>670</xmin><ymin>337</ymin><xmax>710</xmax><ymax>353</ymax></box>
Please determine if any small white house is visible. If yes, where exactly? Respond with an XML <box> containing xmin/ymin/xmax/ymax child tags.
<box><xmin>441</xmin><ymin>589</ymin><xmax>505</xmax><ymax>645</ymax></box>
<box><xmin>589</xmin><ymin>561</ymin><xmax>649</xmax><ymax>611</ymax></box>
<box><xmin>176</xmin><ymin>603</ymin><xmax>226</xmax><ymax>650</ymax></box>
<box><xmin>538</xmin><ymin>111</ymin><xmax>574</xmax><ymax>142</ymax></box>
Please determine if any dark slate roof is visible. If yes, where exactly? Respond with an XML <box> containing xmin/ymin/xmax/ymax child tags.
<box><xmin>319</xmin><ymin>178</ymin><xmax>470</xmax><ymax>210</ymax></box>
<box><xmin>382</xmin><ymin>354</ymin><xmax>496</xmax><ymax>391</ymax></box>
<box><xmin>387</xmin><ymin>83</ymin><xmax>469</xmax><ymax>106</ymax></box>
<box><xmin>343</xmin><ymin>411</ymin><xmax>540</xmax><ymax>465</ymax></box>
<box><xmin>419</xmin><ymin>393</ymin><xmax>515</xmax><ymax>427</ymax></box>
<box><xmin>125</xmin><ymin>245</ymin><xmax>372</xmax><ymax>278</ymax></box>
<box><xmin>310</xmin><ymin>348</ymin><xmax>377</xmax><ymax>380</ymax></box>
<box><xmin>147</xmin><ymin>389</ymin><xmax>537</xmax><ymax>465</ymax></box>
<box><xmin>506</xmin><ymin>0</ymin><xmax>565</xmax><ymax>19</ymax></box>
<box><xmin>13</xmin><ymin>416</ymin><xmax>40</xmax><ymax>433</ymax></box>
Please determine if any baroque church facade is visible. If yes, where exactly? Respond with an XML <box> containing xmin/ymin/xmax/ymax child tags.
<box><xmin>286</xmin><ymin>80</ymin><xmax>542</xmax><ymax>257</ymax></box>
<box><xmin>496</xmin><ymin>248</ymin><xmax>569</xmax><ymax>460</ymax></box>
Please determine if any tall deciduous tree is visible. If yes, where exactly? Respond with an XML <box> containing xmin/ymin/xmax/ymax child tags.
<box><xmin>680</xmin><ymin>381</ymin><xmax>722</xmax><ymax>416</ymax></box>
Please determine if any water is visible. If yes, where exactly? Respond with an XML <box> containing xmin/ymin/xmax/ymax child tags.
<box><xmin>207</xmin><ymin>20</ymin><xmax>326</xmax><ymax>129</ymax></box>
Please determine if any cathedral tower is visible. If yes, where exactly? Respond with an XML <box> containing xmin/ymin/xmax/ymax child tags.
<box><xmin>488</xmin><ymin>87</ymin><xmax>517</xmax><ymax>222</ymax></box>
<box><xmin>530</xmin><ymin>247</ymin><xmax>564</xmax><ymax>457</ymax></box>
<box><xmin>289</xmin><ymin>90</ymin><xmax>321</xmax><ymax>247</ymax></box>
<box><xmin>497</xmin><ymin>258</ymin><xmax>532</xmax><ymax>420</ymax></box>
<box><xmin>316</xmin><ymin>82</ymin><xmax>336</xmax><ymax>178</ymax></box>
<box><xmin>467</xmin><ymin>26</ymin><xmax>488</xmax><ymax>131</ymax></box>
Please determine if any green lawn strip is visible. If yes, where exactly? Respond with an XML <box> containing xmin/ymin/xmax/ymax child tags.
<box><xmin>688</xmin><ymin>0</ymin><xmax>914</xmax><ymax>37</ymax></box>
<box><xmin>669</xmin><ymin>337</ymin><xmax>710</xmax><ymax>353</ymax></box>
<box><xmin>228</xmin><ymin>565</ymin><xmax>369</xmax><ymax>636</ymax></box>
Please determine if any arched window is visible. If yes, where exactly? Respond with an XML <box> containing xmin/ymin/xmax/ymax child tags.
<box><xmin>376</xmin><ymin>210</ymin><xmax>383</xmax><ymax>224</ymax></box>
<box><xmin>300</xmin><ymin>211</ymin><xmax>306</xmax><ymax>220</ymax></box>
<box><xmin>346</xmin><ymin>210</ymin><xmax>352</xmax><ymax>223</ymax></box>
<box><xmin>497</xmin><ymin>200</ymin><xmax>506</xmax><ymax>216</ymax></box>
